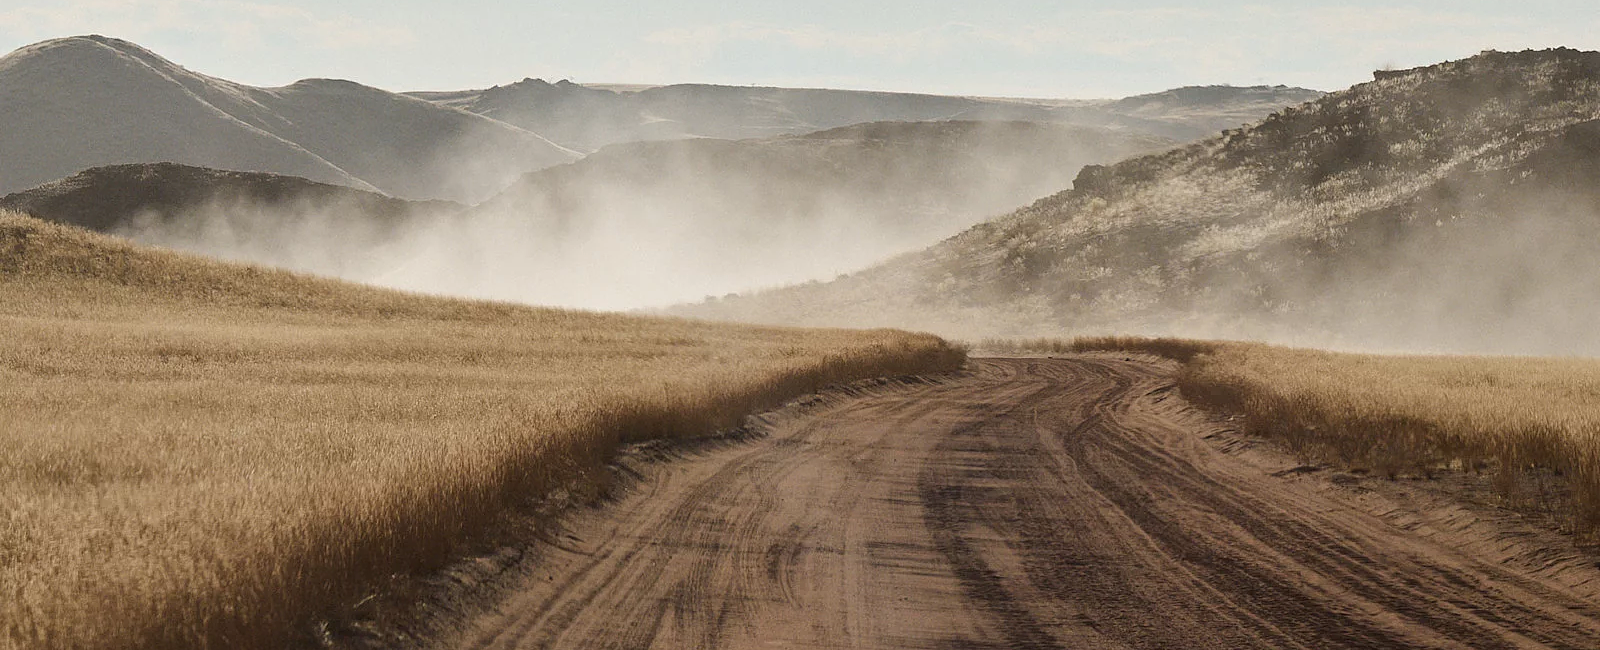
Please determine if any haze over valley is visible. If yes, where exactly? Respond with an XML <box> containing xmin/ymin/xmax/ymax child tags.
<box><xmin>1</xmin><ymin>35</ymin><xmax>1316</xmax><ymax>310</ymax></box>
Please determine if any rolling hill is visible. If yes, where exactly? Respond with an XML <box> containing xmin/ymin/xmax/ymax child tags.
<box><xmin>0</xmin><ymin>35</ymin><xmax>579</xmax><ymax>203</ymax></box>
<box><xmin>411</xmin><ymin>79</ymin><xmax>1322</xmax><ymax>152</ymax></box>
<box><xmin>675</xmin><ymin>48</ymin><xmax>1600</xmax><ymax>356</ymax></box>
<box><xmin>0</xmin><ymin>162</ymin><xmax>463</xmax><ymax>279</ymax></box>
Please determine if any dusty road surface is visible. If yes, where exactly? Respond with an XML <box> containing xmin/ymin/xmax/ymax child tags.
<box><xmin>448</xmin><ymin>356</ymin><xmax>1600</xmax><ymax>649</ymax></box>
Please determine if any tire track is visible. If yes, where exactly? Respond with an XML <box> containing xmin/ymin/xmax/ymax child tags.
<box><xmin>440</xmin><ymin>357</ymin><xmax>1600</xmax><ymax>650</ymax></box>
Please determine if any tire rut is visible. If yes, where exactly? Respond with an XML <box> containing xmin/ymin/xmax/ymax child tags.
<box><xmin>437</xmin><ymin>357</ymin><xmax>1600</xmax><ymax>650</ymax></box>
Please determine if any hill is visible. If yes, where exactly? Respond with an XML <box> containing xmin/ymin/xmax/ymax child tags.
<box><xmin>0</xmin><ymin>35</ymin><xmax>579</xmax><ymax>202</ymax></box>
<box><xmin>675</xmin><ymin>48</ymin><xmax>1600</xmax><ymax>356</ymax></box>
<box><xmin>0</xmin><ymin>162</ymin><xmax>463</xmax><ymax>279</ymax></box>
<box><xmin>410</xmin><ymin>79</ymin><xmax>1322</xmax><ymax>152</ymax></box>
<box><xmin>380</xmin><ymin>120</ymin><xmax>1175</xmax><ymax>309</ymax></box>
<box><xmin>0</xmin><ymin>209</ymin><xmax>960</xmax><ymax>649</ymax></box>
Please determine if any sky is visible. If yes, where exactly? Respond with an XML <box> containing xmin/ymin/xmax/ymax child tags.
<box><xmin>1</xmin><ymin>0</ymin><xmax>1597</xmax><ymax>98</ymax></box>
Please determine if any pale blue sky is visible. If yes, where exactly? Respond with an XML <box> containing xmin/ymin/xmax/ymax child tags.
<box><xmin>2</xmin><ymin>0</ymin><xmax>1596</xmax><ymax>97</ymax></box>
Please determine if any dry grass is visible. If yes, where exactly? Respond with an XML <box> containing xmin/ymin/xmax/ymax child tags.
<box><xmin>1057</xmin><ymin>336</ymin><xmax>1600</xmax><ymax>533</ymax></box>
<box><xmin>0</xmin><ymin>211</ymin><xmax>965</xmax><ymax>650</ymax></box>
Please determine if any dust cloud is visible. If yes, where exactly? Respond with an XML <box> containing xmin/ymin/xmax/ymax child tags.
<box><xmin>369</xmin><ymin>193</ymin><xmax>947</xmax><ymax>311</ymax></box>
<box><xmin>984</xmin><ymin>180</ymin><xmax>1600</xmax><ymax>357</ymax></box>
<box><xmin>669</xmin><ymin>129</ymin><xmax>1600</xmax><ymax>359</ymax></box>
<box><xmin>113</xmin><ymin>72</ymin><xmax>1600</xmax><ymax>359</ymax></box>
<box><xmin>1257</xmin><ymin>195</ymin><xmax>1600</xmax><ymax>356</ymax></box>
<box><xmin>117</xmin><ymin>153</ymin><xmax>1600</xmax><ymax>360</ymax></box>
<box><xmin>115</xmin><ymin>194</ymin><xmax>414</xmax><ymax>282</ymax></box>
<box><xmin>115</xmin><ymin>121</ymin><xmax>1161</xmax><ymax>312</ymax></box>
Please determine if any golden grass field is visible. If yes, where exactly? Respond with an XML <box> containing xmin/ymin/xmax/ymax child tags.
<box><xmin>1036</xmin><ymin>336</ymin><xmax>1600</xmax><ymax>533</ymax></box>
<box><xmin>0</xmin><ymin>211</ymin><xmax>965</xmax><ymax>650</ymax></box>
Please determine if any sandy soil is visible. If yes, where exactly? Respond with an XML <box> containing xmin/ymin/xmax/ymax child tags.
<box><xmin>435</xmin><ymin>355</ymin><xmax>1600</xmax><ymax>649</ymax></box>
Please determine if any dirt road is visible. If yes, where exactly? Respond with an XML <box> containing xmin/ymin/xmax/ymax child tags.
<box><xmin>447</xmin><ymin>356</ymin><xmax>1600</xmax><ymax>649</ymax></box>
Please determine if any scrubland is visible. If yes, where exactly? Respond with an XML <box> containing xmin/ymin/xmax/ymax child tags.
<box><xmin>0</xmin><ymin>211</ymin><xmax>964</xmax><ymax>650</ymax></box>
<box><xmin>1011</xmin><ymin>337</ymin><xmax>1600</xmax><ymax>532</ymax></box>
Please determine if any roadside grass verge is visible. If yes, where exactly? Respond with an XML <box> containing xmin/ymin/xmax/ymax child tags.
<box><xmin>989</xmin><ymin>336</ymin><xmax>1600</xmax><ymax>534</ymax></box>
<box><xmin>0</xmin><ymin>211</ymin><xmax>965</xmax><ymax>650</ymax></box>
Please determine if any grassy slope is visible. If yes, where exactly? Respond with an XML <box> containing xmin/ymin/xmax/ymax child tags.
<box><xmin>1050</xmin><ymin>337</ymin><xmax>1600</xmax><ymax>532</ymax></box>
<box><xmin>0</xmin><ymin>211</ymin><xmax>963</xmax><ymax>650</ymax></box>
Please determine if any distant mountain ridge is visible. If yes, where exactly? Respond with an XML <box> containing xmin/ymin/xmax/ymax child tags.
<box><xmin>675</xmin><ymin>48</ymin><xmax>1600</xmax><ymax>356</ymax></box>
<box><xmin>1</xmin><ymin>34</ymin><xmax>1319</xmax><ymax>204</ymax></box>
<box><xmin>0</xmin><ymin>35</ymin><xmax>579</xmax><ymax>202</ymax></box>
<box><xmin>409</xmin><ymin>79</ymin><xmax>1323</xmax><ymax>152</ymax></box>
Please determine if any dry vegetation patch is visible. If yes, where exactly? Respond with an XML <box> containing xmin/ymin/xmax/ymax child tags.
<box><xmin>0</xmin><ymin>212</ymin><xmax>964</xmax><ymax>650</ymax></box>
<box><xmin>996</xmin><ymin>336</ymin><xmax>1600</xmax><ymax>533</ymax></box>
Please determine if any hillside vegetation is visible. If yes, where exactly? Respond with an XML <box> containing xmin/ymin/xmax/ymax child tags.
<box><xmin>0</xmin><ymin>36</ymin><xmax>578</xmax><ymax>202</ymax></box>
<box><xmin>681</xmin><ymin>48</ymin><xmax>1600</xmax><ymax>356</ymax></box>
<box><xmin>0</xmin><ymin>211</ymin><xmax>963</xmax><ymax>650</ymax></box>
<box><xmin>1041</xmin><ymin>337</ymin><xmax>1600</xmax><ymax>533</ymax></box>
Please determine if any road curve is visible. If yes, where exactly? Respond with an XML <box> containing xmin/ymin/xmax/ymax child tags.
<box><xmin>447</xmin><ymin>356</ymin><xmax>1600</xmax><ymax>649</ymax></box>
